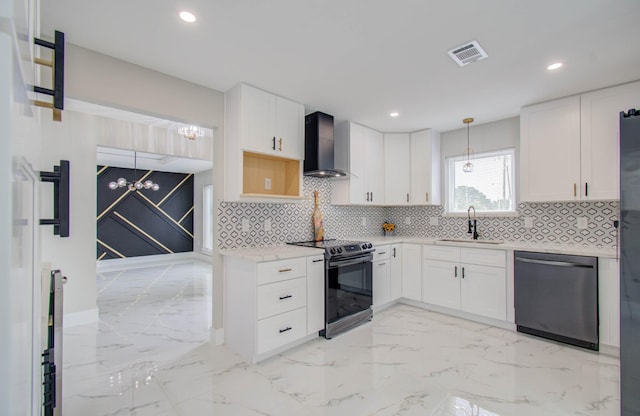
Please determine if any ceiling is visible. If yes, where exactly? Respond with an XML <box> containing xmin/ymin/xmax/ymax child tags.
<box><xmin>41</xmin><ymin>0</ymin><xmax>640</xmax><ymax>132</ymax></box>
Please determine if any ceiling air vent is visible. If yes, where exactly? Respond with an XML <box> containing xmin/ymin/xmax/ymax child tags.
<box><xmin>447</xmin><ymin>40</ymin><xmax>488</xmax><ymax>67</ymax></box>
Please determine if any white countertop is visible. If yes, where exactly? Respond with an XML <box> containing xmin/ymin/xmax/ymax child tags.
<box><xmin>219</xmin><ymin>244</ymin><xmax>324</xmax><ymax>262</ymax></box>
<box><xmin>220</xmin><ymin>237</ymin><xmax>617</xmax><ymax>262</ymax></box>
<box><xmin>359</xmin><ymin>235</ymin><xmax>617</xmax><ymax>258</ymax></box>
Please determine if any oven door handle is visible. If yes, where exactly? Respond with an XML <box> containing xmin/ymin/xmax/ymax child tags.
<box><xmin>328</xmin><ymin>255</ymin><xmax>373</xmax><ymax>268</ymax></box>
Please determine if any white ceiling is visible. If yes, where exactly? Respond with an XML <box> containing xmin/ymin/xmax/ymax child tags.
<box><xmin>41</xmin><ymin>0</ymin><xmax>640</xmax><ymax>132</ymax></box>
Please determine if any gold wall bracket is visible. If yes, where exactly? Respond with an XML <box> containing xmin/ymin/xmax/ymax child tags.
<box><xmin>32</xmin><ymin>31</ymin><xmax>65</xmax><ymax>122</ymax></box>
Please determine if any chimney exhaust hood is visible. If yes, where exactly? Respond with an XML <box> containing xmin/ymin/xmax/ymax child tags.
<box><xmin>304</xmin><ymin>111</ymin><xmax>347</xmax><ymax>178</ymax></box>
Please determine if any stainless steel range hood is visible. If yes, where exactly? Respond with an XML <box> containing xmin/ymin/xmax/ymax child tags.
<box><xmin>304</xmin><ymin>111</ymin><xmax>347</xmax><ymax>177</ymax></box>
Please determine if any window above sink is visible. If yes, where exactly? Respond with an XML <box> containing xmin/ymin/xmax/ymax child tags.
<box><xmin>445</xmin><ymin>148</ymin><xmax>516</xmax><ymax>215</ymax></box>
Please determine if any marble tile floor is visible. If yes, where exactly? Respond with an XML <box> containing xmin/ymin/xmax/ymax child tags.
<box><xmin>64</xmin><ymin>260</ymin><xmax>619</xmax><ymax>416</ymax></box>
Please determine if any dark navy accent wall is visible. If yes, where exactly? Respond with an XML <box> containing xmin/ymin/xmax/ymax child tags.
<box><xmin>97</xmin><ymin>166</ymin><xmax>194</xmax><ymax>260</ymax></box>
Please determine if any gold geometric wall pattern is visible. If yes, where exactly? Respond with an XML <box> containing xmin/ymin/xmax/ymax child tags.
<box><xmin>96</xmin><ymin>166</ymin><xmax>194</xmax><ymax>260</ymax></box>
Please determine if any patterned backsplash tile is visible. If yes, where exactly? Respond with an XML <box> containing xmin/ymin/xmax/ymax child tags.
<box><xmin>217</xmin><ymin>177</ymin><xmax>386</xmax><ymax>248</ymax></box>
<box><xmin>217</xmin><ymin>177</ymin><xmax>618</xmax><ymax>248</ymax></box>
<box><xmin>387</xmin><ymin>201</ymin><xmax>618</xmax><ymax>246</ymax></box>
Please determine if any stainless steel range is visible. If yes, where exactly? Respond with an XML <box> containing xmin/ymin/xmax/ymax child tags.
<box><xmin>288</xmin><ymin>239</ymin><xmax>375</xmax><ymax>338</ymax></box>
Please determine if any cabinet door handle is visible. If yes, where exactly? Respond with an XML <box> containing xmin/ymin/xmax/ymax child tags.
<box><xmin>272</xmin><ymin>136</ymin><xmax>276</xmax><ymax>150</ymax></box>
<box><xmin>426</xmin><ymin>191</ymin><xmax>429</xmax><ymax>202</ymax></box>
<box><xmin>378</xmin><ymin>262</ymin><xmax>386</xmax><ymax>266</ymax></box>
<box><xmin>279</xmin><ymin>138</ymin><xmax>283</xmax><ymax>151</ymax></box>
<box><xmin>462</xmin><ymin>267</ymin><xmax>465</xmax><ymax>279</ymax></box>
<box><xmin>585</xmin><ymin>182</ymin><xmax>588</xmax><ymax>197</ymax></box>
<box><xmin>454</xmin><ymin>266</ymin><xmax>458</xmax><ymax>277</ymax></box>
<box><xmin>392</xmin><ymin>248</ymin><xmax>396</xmax><ymax>258</ymax></box>
<box><xmin>278</xmin><ymin>268</ymin><xmax>292</xmax><ymax>273</ymax></box>
<box><xmin>279</xmin><ymin>326</ymin><xmax>292</xmax><ymax>333</ymax></box>
<box><xmin>371</xmin><ymin>192</ymin><xmax>374</xmax><ymax>202</ymax></box>
<box><xmin>366</xmin><ymin>192</ymin><xmax>370</xmax><ymax>202</ymax></box>
<box><xmin>312</xmin><ymin>259</ymin><xmax>323</xmax><ymax>263</ymax></box>
<box><xmin>279</xmin><ymin>294</ymin><xmax>293</xmax><ymax>300</ymax></box>
<box><xmin>573</xmin><ymin>183</ymin><xmax>577</xmax><ymax>197</ymax></box>
<box><xmin>407</xmin><ymin>193</ymin><xmax>409</xmax><ymax>203</ymax></box>
<box><xmin>379</xmin><ymin>251</ymin><xmax>386</xmax><ymax>255</ymax></box>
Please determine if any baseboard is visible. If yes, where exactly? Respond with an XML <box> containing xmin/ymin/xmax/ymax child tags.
<box><xmin>64</xmin><ymin>308</ymin><xmax>99</xmax><ymax>328</ymax></box>
<box><xmin>97</xmin><ymin>252</ymin><xmax>210</xmax><ymax>272</ymax></box>
<box><xmin>211</xmin><ymin>327</ymin><xmax>224</xmax><ymax>345</ymax></box>
<box><xmin>598</xmin><ymin>344</ymin><xmax>620</xmax><ymax>357</ymax></box>
<box><xmin>192</xmin><ymin>251</ymin><xmax>213</xmax><ymax>262</ymax></box>
<box><xmin>398</xmin><ymin>298</ymin><xmax>516</xmax><ymax>331</ymax></box>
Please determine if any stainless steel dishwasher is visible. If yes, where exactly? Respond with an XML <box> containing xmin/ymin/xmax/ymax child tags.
<box><xmin>514</xmin><ymin>251</ymin><xmax>598</xmax><ymax>350</ymax></box>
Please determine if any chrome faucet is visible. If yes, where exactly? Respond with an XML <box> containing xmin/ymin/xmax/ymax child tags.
<box><xmin>467</xmin><ymin>206</ymin><xmax>479</xmax><ymax>240</ymax></box>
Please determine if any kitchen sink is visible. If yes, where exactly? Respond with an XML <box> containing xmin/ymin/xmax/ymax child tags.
<box><xmin>437</xmin><ymin>239</ymin><xmax>504</xmax><ymax>245</ymax></box>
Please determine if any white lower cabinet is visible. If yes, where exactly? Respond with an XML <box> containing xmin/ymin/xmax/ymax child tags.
<box><xmin>598</xmin><ymin>257</ymin><xmax>620</xmax><ymax>348</ymax></box>
<box><xmin>306</xmin><ymin>255</ymin><xmax>325</xmax><ymax>335</ymax></box>
<box><xmin>459</xmin><ymin>263</ymin><xmax>507</xmax><ymax>320</ymax></box>
<box><xmin>422</xmin><ymin>259</ymin><xmax>460</xmax><ymax>309</ymax></box>
<box><xmin>390</xmin><ymin>244</ymin><xmax>402</xmax><ymax>300</ymax></box>
<box><xmin>256</xmin><ymin>307</ymin><xmax>307</xmax><ymax>354</ymax></box>
<box><xmin>224</xmin><ymin>255</ymin><xmax>322</xmax><ymax>362</ymax></box>
<box><xmin>401</xmin><ymin>244</ymin><xmax>422</xmax><ymax>301</ymax></box>
<box><xmin>422</xmin><ymin>245</ymin><xmax>507</xmax><ymax>321</ymax></box>
<box><xmin>373</xmin><ymin>245</ymin><xmax>391</xmax><ymax>307</ymax></box>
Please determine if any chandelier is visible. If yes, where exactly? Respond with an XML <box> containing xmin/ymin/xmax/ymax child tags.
<box><xmin>108</xmin><ymin>152</ymin><xmax>160</xmax><ymax>192</ymax></box>
<box><xmin>178</xmin><ymin>124</ymin><xmax>204</xmax><ymax>140</ymax></box>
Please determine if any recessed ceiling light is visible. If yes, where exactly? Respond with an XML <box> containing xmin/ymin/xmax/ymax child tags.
<box><xmin>547</xmin><ymin>62</ymin><xmax>563</xmax><ymax>71</ymax></box>
<box><xmin>179</xmin><ymin>11</ymin><xmax>196</xmax><ymax>23</ymax></box>
<box><xmin>389</xmin><ymin>112</ymin><xmax>399</xmax><ymax>118</ymax></box>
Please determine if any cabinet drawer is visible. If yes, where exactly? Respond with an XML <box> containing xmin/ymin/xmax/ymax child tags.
<box><xmin>373</xmin><ymin>245</ymin><xmax>390</xmax><ymax>261</ymax></box>
<box><xmin>423</xmin><ymin>245</ymin><xmax>459</xmax><ymax>262</ymax></box>
<box><xmin>257</xmin><ymin>307</ymin><xmax>307</xmax><ymax>354</ymax></box>
<box><xmin>257</xmin><ymin>257</ymin><xmax>306</xmax><ymax>285</ymax></box>
<box><xmin>460</xmin><ymin>248</ymin><xmax>505</xmax><ymax>268</ymax></box>
<box><xmin>257</xmin><ymin>277</ymin><xmax>307</xmax><ymax>319</ymax></box>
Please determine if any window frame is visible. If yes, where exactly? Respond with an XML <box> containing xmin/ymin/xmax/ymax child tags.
<box><xmin>202</xmin><ymin>184</ymin><xmax>213</xmax><ymax>252</ymax></box>
<box><xmin>444</xmin><ymin>147</ymin><xmax>517</xmax><ymax>216</ymax></box>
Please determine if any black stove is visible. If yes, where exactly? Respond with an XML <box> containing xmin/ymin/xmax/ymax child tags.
<box><xmin>287</xmin><ymin>239</ymin><xmax>374</xmax><ymax>259</ymax></box>
<box><xmin>288</xmin><ymin>238</ymin><xmax>375</xmax><ymax>339</ymax></box>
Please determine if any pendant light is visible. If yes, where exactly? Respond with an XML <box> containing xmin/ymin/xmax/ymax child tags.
<box><xmin>108</xmin><ymin>151</ymin><xmax>160</xmax><ymax>192</ymax></box>
<box><xmin>463</xmin><ymin>117</ymin><xmax>475</xmax><ymax>173</ymax></box>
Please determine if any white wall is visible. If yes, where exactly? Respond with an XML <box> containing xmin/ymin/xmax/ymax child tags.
<box><xmin>193</xmin><ymin>169</ymin><xmax>213</xmax><ymax>254</ymax></box>
<box><xmin>440</xmin><ymin>116</ymin><xmax>520</xmax><ymax>201</ymax></box>
<box><xmin>47</xmin><ymin>44</ymin><xmax>226</xmax><ymax>330</ymax></box>
<box><xmin>40</xmin><ymin>111</ymin><xmax>99</xmax><ymax>317</ymax></box>
<box><xmin>65</xmin><ymin>44</ymin><xmax>224</xmax><ymax>129</ymax></box>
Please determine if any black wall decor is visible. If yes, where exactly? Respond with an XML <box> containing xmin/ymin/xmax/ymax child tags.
<box><xmin>96</xmin><ymin>166</ymin><xmax>194</xmax><ymax>260</ymax></box>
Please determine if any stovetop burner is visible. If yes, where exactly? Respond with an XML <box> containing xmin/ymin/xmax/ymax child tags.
<box><xmin>288</xmin><ymin>239</ymin><xmax>374</xmax><ymax>259</ymax></box>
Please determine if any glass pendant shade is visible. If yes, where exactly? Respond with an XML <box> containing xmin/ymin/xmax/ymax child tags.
<box><xmin>107</xmin><ymin>152</ymin><xmax>160</xmax><ymax>192</ymax></box>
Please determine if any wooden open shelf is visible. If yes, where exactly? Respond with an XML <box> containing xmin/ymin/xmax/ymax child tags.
<box><xmin>243</xmin><ymin>151</ymin><xmax>301</xmax><ymax>197</ymax></box>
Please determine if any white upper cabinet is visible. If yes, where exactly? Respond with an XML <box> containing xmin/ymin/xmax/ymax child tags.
<box><xmin>521</xmin><ymin>81</ymin><xmax>640</xmax><ymax>202</ymax></box>
<box><xmin>383</xmin><ymin>130</ymin><xmax>441</xmax><ymax>206</ymax></box>
<box><xmin>231</xmin><ymin>83</ymin><xmax>305</xmax><ymax>160</ymax></box>
<box><xmin>384</xmin><ymin>133</ymin><xmax>411</xmax><ymax>205</ymax></box>
<box><xmin>520</xmin><ymin>95</ymin><xmax>581</xmax><ymax>202</ymax></box>
<box><xmin>332</xmin><ymin>122</ymin><xmax>385</xmax><ymax>205</ymax></box>
<box><xmin>274</xmin><ymin>96</ymin><xmax>305</xmax><ymax>159</ymax></box>
<box><xmin>224</xmin><ymin>83</ymin><xmax>304</xmax><ymax>202</ymax></box>
<box><xmin>409</xmin><ymin>129</ymin><xmax>441</xmax><ymax>205</ymax></box>
<box><xmin>581</xmin><ymin>81</ymin><xmax>640</xmax><ymax>200</ymax></box>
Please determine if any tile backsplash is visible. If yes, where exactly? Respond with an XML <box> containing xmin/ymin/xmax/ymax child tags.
<box><xmin>217</xmin><ymin>177</ymin><xmax>618</xmax><ymax>249</ymax></box>
<box><xmin>387</xmin><ymin>201</ymin><xmax>618</xmax><ymax>246</ymax></box>
<box><xmin>218</xmin><ymin>177</ymin><xmax>385</xmax><ymax>248</ymax></box>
